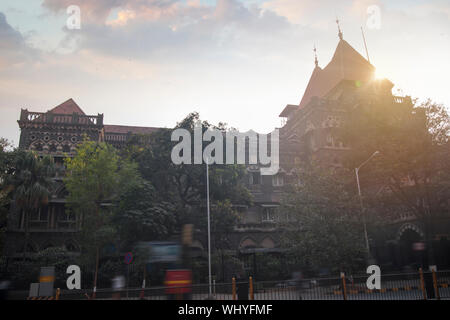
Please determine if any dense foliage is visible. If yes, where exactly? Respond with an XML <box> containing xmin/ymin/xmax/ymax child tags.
<box><xmin>280</xmin><ymin>163</ymin><xmax>366</xmax><ymax>275</ymax></box>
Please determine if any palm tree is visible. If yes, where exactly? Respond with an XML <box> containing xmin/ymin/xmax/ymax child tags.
<box><xmin>6</xmin><ymin>151</ymin><xmax>55</xmax><ymax>254</ymax></box>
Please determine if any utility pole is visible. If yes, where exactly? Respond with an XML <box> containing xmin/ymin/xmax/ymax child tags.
<box><xmin>206</xmin><ymin>159</ymin><xmax>212</xmax><ymax>297</ymax></box>
<box><xmin>355</xmin><ymin>151</ymin><xmax>379</xmax><ymax>264</ymax></box>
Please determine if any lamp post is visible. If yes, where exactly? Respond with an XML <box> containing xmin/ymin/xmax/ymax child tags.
<box><xmin>355</xmin><ymin>151</ymin><xmax>379</xmax><ymax>264</ymax></box>
<box><xmin>206</xmin><ymin>158</ymin><xmax>212</xmax><ymax>297</ymax></box>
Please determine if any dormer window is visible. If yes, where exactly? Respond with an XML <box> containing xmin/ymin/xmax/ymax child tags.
<box><xmin>249</xmin><ymin>171</ymin><xmax>260</xmax><ymax>185</ymax></box>
<box><xmin>272</xmin><ymin>174</ymin><xmax>284</xmax><ymax>187</ymax></box>
<box><xmin>30</xmin><ymin>206</ymin><xmax>49</xmax><ymax>222</ymax></box>
<box><xmin>326</xmin><ymin>134</ymin><xmax>334</xmax><ymax>147</ymax></box>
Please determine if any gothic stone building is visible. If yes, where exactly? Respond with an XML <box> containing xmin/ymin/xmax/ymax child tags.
<box><xmin>6</xmin><ymin>32</ymin><xmax>450</xmax><ymax>273</ymax></box>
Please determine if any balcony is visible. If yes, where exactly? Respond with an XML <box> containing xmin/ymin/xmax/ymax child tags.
<box><xmin>393</xmin><ymin>96</ymin><xmax>412</xmax><ymax>105</ymax></box>
<box><xmin>234</xmin><ymin>222</ymin><xmax>279</xmax><ymax>232</ymax></box>
<box><xmin>19</xmin><ymin>109</ymin><xmax>103</xmax><ymax>127</ymax></box>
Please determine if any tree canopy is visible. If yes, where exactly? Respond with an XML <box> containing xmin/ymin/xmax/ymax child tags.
<box><xmin>280</xmin><ymin>162</ymin><xmax>366</xmax><ymax>275</ymax></box>
<box><xmin>342</xmin><ymin>98</ymin><xmax>450</xmax><ymax>264</ymax></box>
<box><xmin>120</xmin><ymin>112</ymin><xmax>252</xmax><ymax>243</ymax></box>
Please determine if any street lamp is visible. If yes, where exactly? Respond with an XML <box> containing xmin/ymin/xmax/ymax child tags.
<box><xmin>205</xmin><ymin>158</ymin><xmax>212</xmax><ymax>297</ymax></box>
<box><xmin>355</xmin><ymin>151</ymin><xmax>379</xmax><ymax>264</ymax></box>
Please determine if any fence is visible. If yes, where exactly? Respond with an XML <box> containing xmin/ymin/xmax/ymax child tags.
<box><xmin>251</xmin><ymin>269</ymin><xmax>450</xmax><ymax>300</ymax></box>
<box><xmin>4</xmin><ymin>269</ymin><xmax>450</xmax><ymax>300</ymax></box>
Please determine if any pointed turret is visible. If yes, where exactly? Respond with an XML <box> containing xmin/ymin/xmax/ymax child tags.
<box><xmin>314</xmin><ymin>45</ymin><xmax>319</xmax><ymax>68</ymax></box>
<box><xmin>336</xmin><ymin>17</ymin><xmax>343</xmax><ymax>40</ymax></box>
<box><xmin>298</xmin><ymin>34</ymin><xmax>375</xmax><ymax>108</ymax></box>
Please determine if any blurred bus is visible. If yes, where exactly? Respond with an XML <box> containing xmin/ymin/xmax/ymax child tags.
<box><xmin>135</xmin><ymin>241</ymin><xmax>183</xmax><ymax>286</ymax></box>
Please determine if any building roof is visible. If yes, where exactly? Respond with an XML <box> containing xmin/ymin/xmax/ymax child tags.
<box><xmin>104</xmin><ymin>124</ymin><xmax>161</xmax><ymax>135</ymax></box>
<box><xmin>47</xmin><ymin>98</ymin><xmax>86</xmax><ymax>115</ymax></box>
<box><xmin>279</xmin><ymin>104</ymin><xmax>298</xmax><ymax>118</ymax></box>
<box><xmin>298</xmin><ymin>39</ymin><xmax>375</xmax><ymax>108</ymax></box>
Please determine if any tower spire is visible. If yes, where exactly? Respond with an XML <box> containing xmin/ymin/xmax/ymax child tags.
<box><xmin>313</xmin><ymin>45</ymin><xmax>319</xmax><ymax>67</ymax></box>
<box><xmin>336</xmin><ymin>17</ymin><xmax>343</xmax><ymax>40</ymax></box>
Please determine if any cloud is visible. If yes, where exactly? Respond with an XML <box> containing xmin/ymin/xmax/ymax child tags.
<box><xmin>261</xmin><ymin>0</ymin><xmax>345</xmax><ymax>25</ymax></box>
<box><xmin>106</xmin><ymin>9</ymin><xmax>136</xmax><ymax>26</ymax></box>
<box><xmin>0</xmin><ymin>11</ymin><xmax>38</xmax><ymax>69</ymax></box>
<box><xmin>51</xmin><ymin>0</ymin><xmax>302</xmax><ymax>64</ymax></box>
<box><xmin>42</xmin><ymin>0</ymin><xmax>182</xmax><ymax>23</ymax></box>
<box><xmin>42</xmin><ymin>0</ymin><xmax>124</xmax><ymax>22</ymax></box>
<box><xmin>1</xmin><ymin>0</ymin><xmax>449</xmax><ymax>147</ymax></box>
<box><xmin>0</xmin><ymin>11</ymin><xmax>23</xmax><ymax>46</ymax></box>
<box><xmin>261</xmin><ymin>0</ymin><xmax>384</xmax><ymax>32</ymax></box>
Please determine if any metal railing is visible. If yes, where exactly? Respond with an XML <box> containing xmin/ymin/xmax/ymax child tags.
<box><xmin>4</xmin><ymin>269</ymin><xmax>450</xmax><ymax>300</ymax></box>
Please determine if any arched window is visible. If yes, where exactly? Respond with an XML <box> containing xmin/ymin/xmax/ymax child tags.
<box><xmin>239</xmin><ymin>238</ymin><xmax>257</xmax><ymax>249</ymax></box>
<box><xmin>260</xmin><ymin>237</ymin><xmax>275</xmax><ymax>249</ymax></box>
<box><xmin>32</xmin><ymin>142</ymin><xmax>43</xmax><ymax>151</ymax></box>
<box><xmin>65</xmin><ymin>240</ymin><xmax>80</xmax><ymax>252</ymax></box>
<box><xmin>62</xmin><ymin>144</ymin><xmax>71</xmax><ymax>153</ymax></box>
<box><xmin>41</xmin><ymin>242</ymin><xmax>55</xmax><ymax>250</ymax></box>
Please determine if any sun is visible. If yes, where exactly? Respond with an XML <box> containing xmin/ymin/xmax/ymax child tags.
<box><xmin>374</xmin><ymin>68</ymin><xmax>386</xmax><ymax>80</ymax></box>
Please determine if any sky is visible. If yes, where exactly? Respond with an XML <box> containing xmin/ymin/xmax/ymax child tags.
<box><xmin>1</xmin><ymin>0</ymin><xmax>449</xmax><ymax>146</ymax></box>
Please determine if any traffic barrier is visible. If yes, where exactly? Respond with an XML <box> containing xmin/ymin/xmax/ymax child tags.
<box><xmin>232</xmin><ymin>277</ymin><xmax>236</xmax><ymax>300</ymax></box>
<box><xmin>341</xmin><ymin>273</ymin><xmax>347</xmax><ymax>300</ymax></box>
<box><xmin>419</xmin><ymin>268</ymin><xmax>427</xmax><ymax>300</ymax></box>
<box><xmin>431</xmin><ymin>269</ymin><xmax>440</xmax><ymax>300</ymax></box>
<box><xmin>249</xmin><ymin>277</ymin><xmax>254</xmax><ymax>300</ymax></box>
<box><xmin>332</xmin><ymin>286</ymin><xmax>422</xmax><ymax>295</ymax></box>
<box><xmin>27</xmin><ymin>296</ymin><xmax>54</xmax><ymax>300</ymax></box>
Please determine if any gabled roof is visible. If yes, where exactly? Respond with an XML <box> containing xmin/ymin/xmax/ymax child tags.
<box><xmin>298</xmin><ymin>39</ymin><xmax>375</xmax><ymax>108</ymax></box>
<box><xmin>47</xmin><ymin>98</ymin><xmax>86</xmax><ymax>115</ymax></box>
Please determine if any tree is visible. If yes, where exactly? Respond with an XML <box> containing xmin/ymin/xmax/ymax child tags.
<box><xmin>343</xmin><ymin>98</ymin><xmax>450</xmax><ymax>266</ymax></box>
<box><xmin>64</xmin><ymin>139</ymin><xmax>139</xmax><ymax>295</ymax></box>
<box><xmin>121</xmin><ymin>114</ymin><xmax>251</xmax><ymax>224</ymax></box>
<box><xmin>209</xmin><ymin>200</ymin><xmax>241</xmax><ymax>281</ymax></box>
<box><xmin>113</xmin><ymin>179</ymin><xmax>176</xmax><ymax>247</ymax></box>
<box><xmin>120</xmin><ymin>112</ymin><xmax>252</xmax><ymax>280</ymax></box>
<box><xmin>121</xmin><ymin>112</ymin><xmax>251</xmax><ymax>214</ymax></box>
<box><xmin>0</xmin><ymin>138</ymin><xmax>14</xmax><ymax>252</ymax></box>
<box><xmin>0</xmin><ymin>138</ymin><xmax>14</xmax><ymax>180</ymax></box>
<box><xmin>5</xmin><ymin>150</ymin><xmax>55</xmax><ymax>254</ymax></box>
<box><xmin>280</xmin><ymin>162</ymin><xmax>366</xmax><ymax>275</ymax></box>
